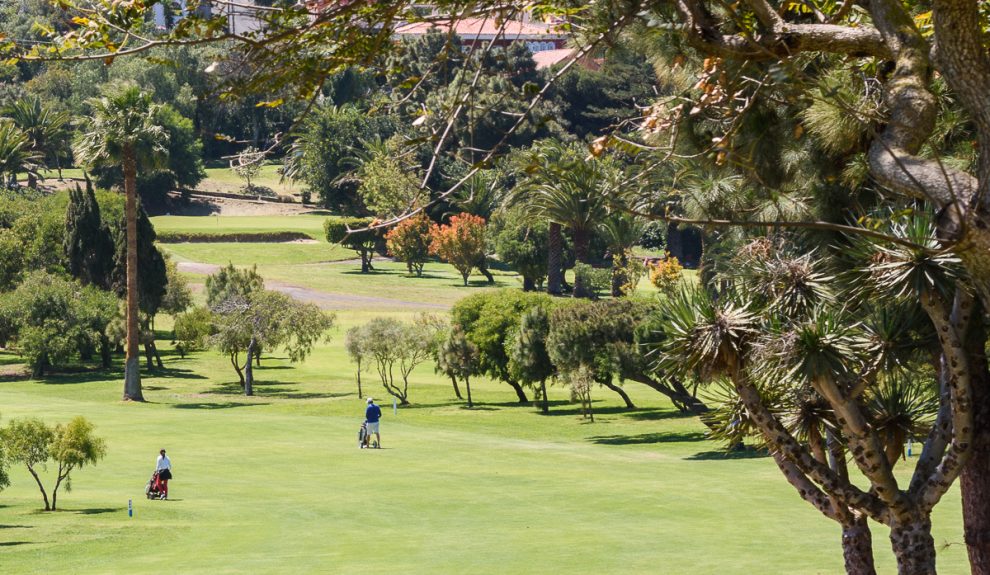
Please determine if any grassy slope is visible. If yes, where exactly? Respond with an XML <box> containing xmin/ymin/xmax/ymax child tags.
<box><xmin>0</xmin><ymin>214</ymin><xmax>960</xmax><ymax>573</ymax></box>
<box><xmin>0</xmin><ymin>322</ymin><xmax>967</xmax><ymax>574</ymax></box>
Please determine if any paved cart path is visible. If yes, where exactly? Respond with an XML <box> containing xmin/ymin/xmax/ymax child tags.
<box><xmin>177</xmin><ymin>261</ymin><xmax>449</xmax><ymax>310</ymax></box>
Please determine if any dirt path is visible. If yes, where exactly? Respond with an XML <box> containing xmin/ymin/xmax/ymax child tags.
<box><xmin>177</xmin><ymin>261</ymin><xmax>449</xmax><ymax>310</ymax></box>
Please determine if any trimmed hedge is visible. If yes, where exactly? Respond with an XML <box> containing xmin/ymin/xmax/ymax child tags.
<box><xmin>156</xmin><ymin>231</ymin><xmax>314</xmax><ymax>243</ymax></box>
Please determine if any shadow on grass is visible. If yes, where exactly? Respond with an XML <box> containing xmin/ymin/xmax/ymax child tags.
<box><xmin>625</xmin><ymin>409</ymin><xmax>699</xmax><ymax>422</ymax></box>
<box><xmin>541</xmin><ymin>405</ymin><xmax>638</xmax><ymax>418</ymax></box>
<box><xmin>0</xmin><ymin>542</ymin><xmax>31</xmax><ymax>547</ymax></box>
<box><xmin>686</xmin><ymin>448</ymin><xmax>769</xmax><ymax>460</ymax></box>
<box><xmin>0</xmin><ymin>525</ymin><xmax>33</xmax><ymax>529</ymax></box>
<box><xmin>589</xmin><ymin>431</ymin><xmax>707</xmax><ymax>445</ymax></box>
<box><xmin>73</xmin><ymin>507</ymin><xmax>120</xmax><ymax>515</ymax></box>
<box><xmin>39</xmin><ymin>364</ymin><xmax>207</xmax><ymax>385</ymax></box>
<box><xmin>211</xmin><ymin>380</ymin><xmax>348</xmax><ymax>400</ymax></box>
<box><xmin>172</xmin><ymin>401</ymin><xmax>270</xmax><ymax>410</ymax></box>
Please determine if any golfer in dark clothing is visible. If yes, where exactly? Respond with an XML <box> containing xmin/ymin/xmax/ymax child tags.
<box><xmin>365</xmin><ymin>398</ymin><xmax>382</xmax><ymax>448</ymax></box>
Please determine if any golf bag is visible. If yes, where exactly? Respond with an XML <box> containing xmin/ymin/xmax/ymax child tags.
<box><xmin>358</xmin><ymin>422</ymin><xmax>369</xmax><ymax>449</ymax></box>
<box><xmin>146</xmin><ymin>470</ymin><xmax>167</xmax><ymax>500</ymax></box>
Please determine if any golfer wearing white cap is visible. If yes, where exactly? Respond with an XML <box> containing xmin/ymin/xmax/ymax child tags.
<box><xmin>365</xmin><ymin>397</ymin><xmax>382</xmax><ymax>448</ymax></box>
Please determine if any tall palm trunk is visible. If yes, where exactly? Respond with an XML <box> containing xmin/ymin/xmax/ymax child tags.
<box><xmin>122</xmin><ymin>148</ymin><xmax>144</xmax><ymax>401</ymax></box>
<box><xmin>547</xmin><ymin>222</ymin><xmax>563</xmax><ymax>295</ymax></box>
<box><xmin>572</xmin><ymin>228</ymin><xmax>591</xmax><ymax>298</ymax></box>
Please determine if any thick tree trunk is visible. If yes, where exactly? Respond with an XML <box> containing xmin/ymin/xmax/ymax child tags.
<box><xmin>842</xmin><ymin>517</ymin><xmax>877</xmax><ymax>575</ymax></box>
<box><xmin>889</xmin><ymin>516</ymin><xmax>937</xmax><ymax>575</ymax></box>
<box><xmin>244</xmin><ymin>338</ymin><xmax>256</xmax><ymax>396</ymax></box>
<box><xmin>601</xmin><ymin>379</ymin><xmax>635</xmax><ymax>409</ymax></box>
<box><xmin>449</xmin><ymin>374</ymin><xmax>463</xmax><ymax>400</ymax></box>
<box><xmin>507</xmin><ymin>379</ymin><xmax>529</xmax><ymax>403</ymax></box>
<box><xmin>477</xmin><ymin>261</ymin><xmax>495</xmax><ymax>284</ymax></box>
<box><xmin>962</xmin><ymin>311</ymin><xmax>990</xmax><ymax>575</ymax></box>
<box><xmin>547</xmin><ymin>222</ymin><xmax>563</xmax><ymax>295</ymax></box>
<box><xmin>122</xmin><ymin>149</ymin><xmax>143</xmax><ymax>401</ymax></box>
<box><xmin>572</xmin><ymin>229</ymin><xmax>591</xmax><ymax>298</ymax></box>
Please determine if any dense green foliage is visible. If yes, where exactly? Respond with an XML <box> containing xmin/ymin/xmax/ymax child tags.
<box><xmin>451</xmin><ymin>289</ymin><xmax>554</xmax><ymax>403</ymax></box>
<box><xmin>0</xmin><ymin>271</ymin><xmax>118</xmax><ymax>377</ymax></box>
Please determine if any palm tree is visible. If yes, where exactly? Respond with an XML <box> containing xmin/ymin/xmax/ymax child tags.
<box><xmin>0</xmin><ymin>120</ymin><xmax>43</xmax><ymax>189</ymax></box>
<box><xmin>73</xmin><ymin>87</ymin><xmax>168</xmax><ymax>402</ymax></box>
<box><xmin>600</xmin><ymin>212</ymin><xmax>645</xmax><ymax>296</ymax></box>
<box><xmin>3</xmin><ymin>97</ymin><xmax>70</xmax><ymax>186</ymax></box>
<box><xmin>512</xmin><ymin>142</ymin><xmax>611</xmax><ymax>297</ymax></box>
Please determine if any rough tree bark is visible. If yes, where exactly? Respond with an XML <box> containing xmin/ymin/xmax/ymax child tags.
<box><xmin>547</xmin><ymin>222</ymin><xmax>563</xmax><ymax>295</ymax></box>
<box><xmin>122</xmin><ymin>148</ymin><xmax>143</xmax><ymax>401</ymax></box>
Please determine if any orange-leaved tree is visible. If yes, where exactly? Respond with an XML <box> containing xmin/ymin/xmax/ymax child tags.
<box><xmin>385</xmin><ymin>214</ymin><xmax>432</xmax><ymax>276</ymax></box>
<box><xmin>429</xmin><ymin>214</ymin><xmax>486</xmax><ymax>286</ymax></box>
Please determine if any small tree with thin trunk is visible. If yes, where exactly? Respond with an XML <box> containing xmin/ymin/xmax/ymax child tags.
<box><xmin>352</xmin><ymin>317</ymin><xmax>431</xmax><ymax>405</ymax></box>
<box><xmin>429</xmin><ymin>214</ymin><xmax>487</xmax><ymax>286</ymax></box>
<box><xmin>1</xmin><ymin>417</ymin><xmax>106</xmax><ymax>511</ymax></box>
<box><xmin>436</xmin><ymin>325</ymin><xmax>479</xmax><ymax>406</ymax></box>
<box><xmin>231</xmin><ymin>146</ymin><xmax>264</xmax><ymax>193</ymax></box>
<box><xmin>345</xmin><ymin>325</ymin><xmax>367</xmax><ymax>398</ymax></box>
<box><xmin>211</xmin><ymin>290</ymin><xmax>334</xmax><ymax>396</ymax></box>
<box><xmin>385</xmin><ymin>214</ymin><xmax>432</xmax><ymax>276</ymax></box>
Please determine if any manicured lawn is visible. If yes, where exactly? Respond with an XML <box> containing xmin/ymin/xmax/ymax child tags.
<box><xmin>162</xmin><ymin>242</ymin><xmax>353</xmax><ymax>267</ymax></box>
<box><xmin>37</xmin><ymin>164</ymin><xmax>306</xmax><ymax>199</ymax></box>
<box><xmin>0</xmin><ymin>320</ymin><xmax>968</xmax><ymax>574</ymax></box>
<box><xmin>152</xmin><ymin>215</ymin><xmax>329</xmax><ymax>240</ymax></box>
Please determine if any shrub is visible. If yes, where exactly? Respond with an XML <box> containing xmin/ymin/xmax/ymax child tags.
<box><xmin>572</xmin><ymin>263</ymin><xmax>610</xmax><ymax>299</ymax></box>
<box><xmin>649</xmin><ymin>254</ymin><xmax>684</xmax><ymax>293</ymax></box>
<box><xmin>173</xmin><ymin>307</ymin><xmax>214</xmax><ymax>358</ymax></box>
<box><xmin>324</xmin><ymin>216</ymin><xmax>382</xmax><ymax>273</ymax></box>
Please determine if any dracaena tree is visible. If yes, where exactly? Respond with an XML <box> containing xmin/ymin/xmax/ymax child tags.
<box><xmin>651</xmin><ymin>216</ymin><xmax>971</xmax><ymax>575</ymax></box>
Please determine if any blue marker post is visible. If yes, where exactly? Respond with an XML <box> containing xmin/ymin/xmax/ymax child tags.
<box><xmin>907</xmin><ymin>439</ymin><xmax>913</xmax><ymax>458</ymax></box>
<box><xmin>128</xmin><ymin>499</ymin><xmax>133</xmax><ymax>518</ymax></box>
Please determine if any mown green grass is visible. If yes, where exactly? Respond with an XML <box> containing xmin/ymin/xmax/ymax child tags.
<box><xmin>38</xmin><ymin>166</ymin><xmax>304</xmax><ymax>198</ymax></box>
<box><xmin>0</xmin><ymin>316</ymin><xmax>968</xmax><ymax>574</ymax></box>
<box><xmin>162</xmin><ymin>242</ymin><xmax>353</xmax><ymax>267</ymax></box>
<box><xmin>152</xmin><ymin>215</ymin><xmax>329</xmax><ymax>240</ymax></box>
